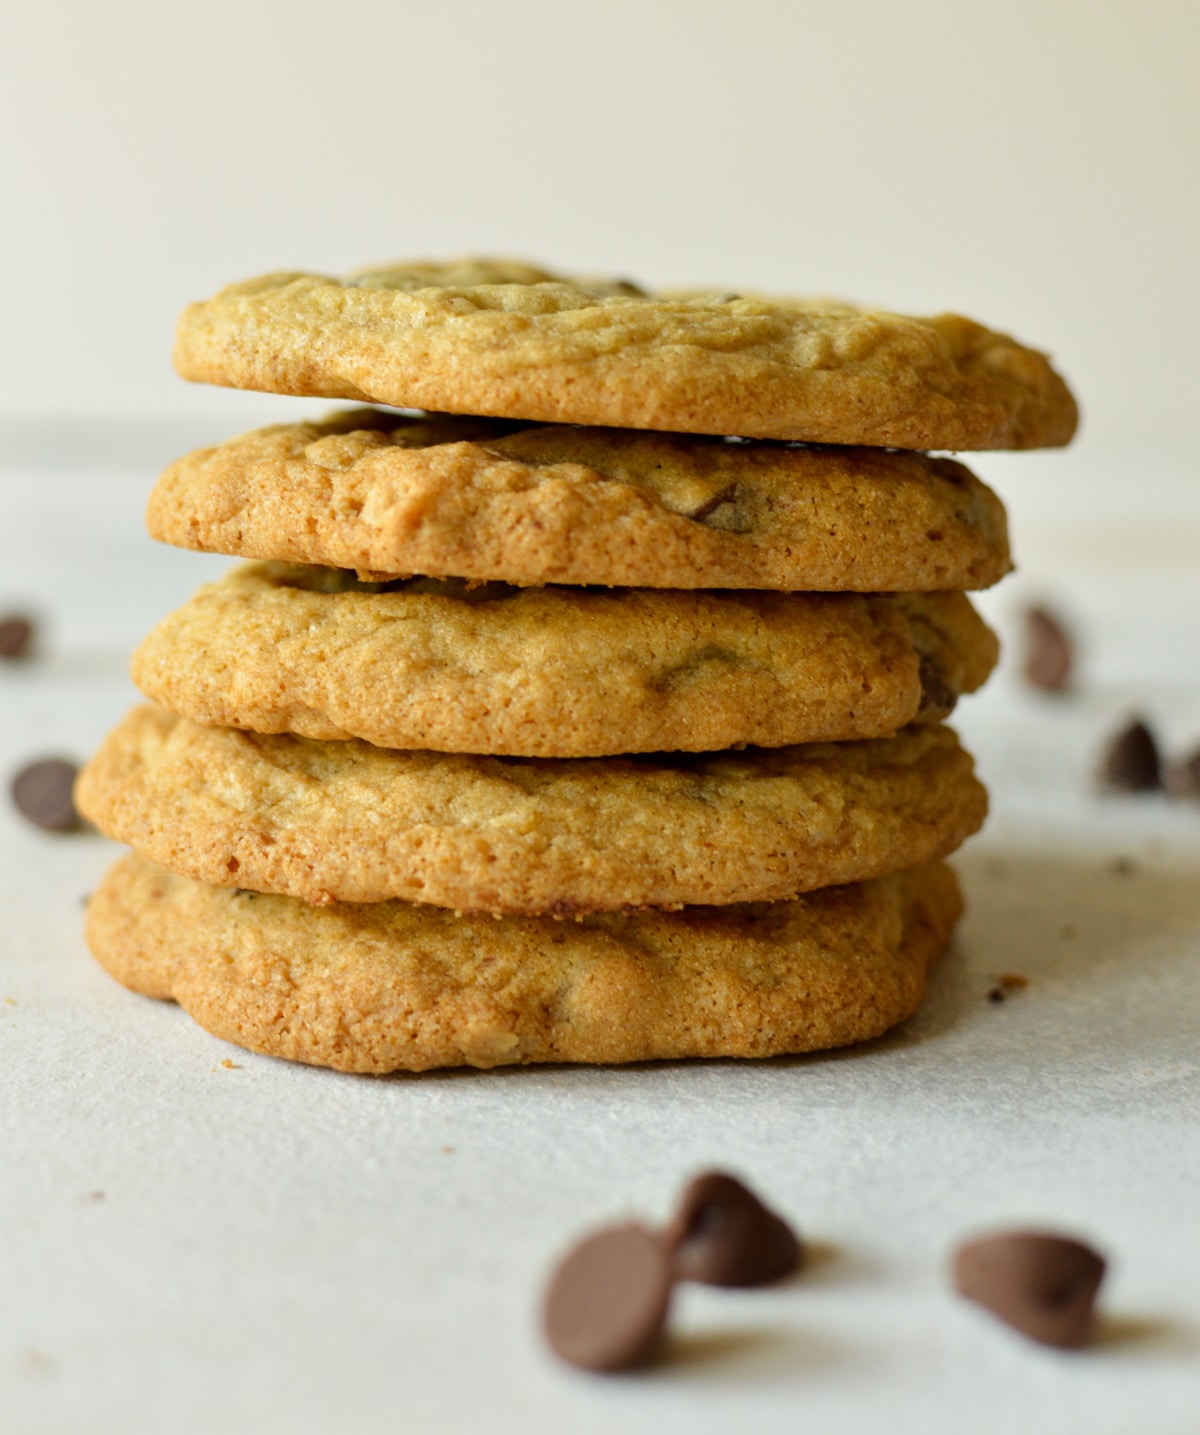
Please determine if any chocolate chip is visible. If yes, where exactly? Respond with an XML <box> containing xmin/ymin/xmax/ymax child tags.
<box><xmin>953</xmin><ymin>1231</ymin><xmax>1106</xmax><ymax>1348</ymax></box>
<box><xmin>917</xmin><ymin>653</ymin><xmax>958</xmax><ymax>718</ymax></box>
<box><xmin>1166</xmin><ymin>746</ymin><xmax>1200</xmax><ymax>800</ymax></box>
<box><xmin>665</xmin><ymin>1171</ymin><xmax>801</xmax><ymax>1288</ymax></box>
<box><xmin>10</xmin><ymin>758</ymin><xmax>82</xmax><ymax>832</ymax></box>
<box><xmin>0</xmin><ymin>615</ymin><xmax>34</xmax><ymax>659</ymax></box>
<box><xmin>1023</xmin><ymin>606</ymin><xmax>1073</xmax><ymax>693</ymax></box>
<box><xmin>542</xmin><ymin>1222</ymin><xmax>673</xmax><ymax>1372</ymax></box>
<box><xmin>1100</xmin><ymin>718</ymin><xmax>1162</xmax><ymax>792</ymax></box>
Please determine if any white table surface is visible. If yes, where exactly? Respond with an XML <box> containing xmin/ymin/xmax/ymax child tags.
<box><xmin>2</xmin><ymin>430</ymin><xmax>1198</xmax><ymax>1435</ymax></box>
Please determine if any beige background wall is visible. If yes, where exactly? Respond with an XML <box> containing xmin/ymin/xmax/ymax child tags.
<box><xmin>2</xmin><ymin>0</ymin><xmax>1197</xmax><ymax>458</ymax></box>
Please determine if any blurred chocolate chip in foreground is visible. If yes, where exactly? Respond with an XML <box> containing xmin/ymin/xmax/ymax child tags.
<box><xmin>1022</xmin><ymin>605</ymin><xmax>1074</xmax><ymax>693</ymax></box>
<box><xmin>953</xmin><ymin>1230</ymin><xmax>1106</xmax><ymax>1348</ymax></box>
<box><xmin>0</xmin><ymin>614</ymin><xmax>35</xmax><ymax>660</ymax></box>
<box><xmin>666</xmin><ymin>1170</ymin><xmax>802</xmax><ymax>1287</ymax></box>
<box><xmin>11</xmin><ymin>758</ymin><xmax>83</xmax><ymax>831</ymax></box>
<box><xmin>542</xmin><ymin>1223</ymin><xmax>673</xmax><ymax>1372</ymax></box>
<box><xmin>1100</xmin><ymin>718</ymin><xmax>1162</xmax><ymax>792</ymax></box>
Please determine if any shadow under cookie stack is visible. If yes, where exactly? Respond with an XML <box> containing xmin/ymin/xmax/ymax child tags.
<box><xmin>77</xmin><ymin>260</ymin><xmax>1076</xmax><ymax>1073</ymax></box>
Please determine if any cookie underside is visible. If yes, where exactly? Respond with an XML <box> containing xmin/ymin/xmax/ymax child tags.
<box><xmin>86</xmin><ymin>853</ymin><xmax>962</xmax><ymax>1072</ymax></box>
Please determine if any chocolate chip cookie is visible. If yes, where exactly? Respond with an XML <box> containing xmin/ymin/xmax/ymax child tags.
<box><xmin>86</xmin><ymin>852</ymin><xmax>961</xmax><ymax>1071</ymax></box>
<box><xmin>173</xmin><ymin>263</ymin><xmax>1077</xmax><ymax>449</ymax></box>
<box><xmin>130</xmin><ymin>563</ymin><xmax>998</xmax><ymax>755</ymax></box>
<box><xmin>75</xmin><ymin>706</ymin><xmax>986</xmax><ymax>912</ymax></box>
<box><xmin>147</xmin><ymin>410</ymin><xmax>1012</xmax><ymax>590</ymax></box>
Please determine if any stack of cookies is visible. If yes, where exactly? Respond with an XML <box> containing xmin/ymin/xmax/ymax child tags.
<box><xmin>76</xmin><ymin>260</ymin><xmax>1076</xmax><ymax>1073</ymax></box>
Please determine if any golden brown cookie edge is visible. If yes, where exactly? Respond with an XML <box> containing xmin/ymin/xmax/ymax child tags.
<box><xmin>85</xmin><ymin>852</ymin><xmax>962</xmax><ymax>1072</ymax></box>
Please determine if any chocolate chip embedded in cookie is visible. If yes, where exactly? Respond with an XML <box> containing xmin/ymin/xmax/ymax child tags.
<box><xmin>75</xmin><ymin>706</ymin><xmax>986</xmax><ymax>912</ymax></box>
<box><xmin>85</xmin><ymin>853</ymin><xmax>963</xmax><ymax>1071</ymax></box>
<box><xmin>147</xmin><ymin>411</ymin><xmax>1013</xmax><ymax>591</ymax></box>
<box><xmin>130</xmin><ymin>563</ymin><xmax>998</xmax><ymax>756</ymax></box>
<box><xmin>173</xmin><ymin>263</ymin><xmax>1078</xmax><ymax>449</ymax></box>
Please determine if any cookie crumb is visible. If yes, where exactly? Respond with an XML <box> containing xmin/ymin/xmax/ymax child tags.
<box><xmin>219</xmin><ymin>1058</ymin><xmax>241</xmax><ymax>1069</ymax></box>
<box><xmin>17</xmin><ymin>1348</ymin><xmax>54</xmax><ymax>1377</ymax></box>
<box><xmin>987</xmin><ymin>973</ymin><xmax>1027</xmax><ymax>1004</ymax></box>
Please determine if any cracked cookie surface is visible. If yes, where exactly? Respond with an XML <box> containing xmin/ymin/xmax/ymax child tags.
<box><xmin>147</xmin><ymin>410</ymin><xmax>1012</xmax><ymax>591</ymax></box>
<box><xmin>75</xmin><ymin>706</ymin><xmax>986</xmax><ymax>912</ymax></box>
<box><xmin>131</xmin><ymin>563</ymin><xmax>998</xmax><ymax>755</ymax></box>
<box><xmin>86</xmin><ymin>852</ymin><xmax>961</xmax><ymax>1072</ymax></box>
<box><xmin>173</xmin><ymin>262</ymin><xmax>1078</xmax><ymax>449</ymax></box>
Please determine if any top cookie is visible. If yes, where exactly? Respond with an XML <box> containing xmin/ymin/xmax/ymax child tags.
<box><xmin>173</xmin><ymin>260</ymin><xmax>1078</xmax><ymax>450</ymax></box>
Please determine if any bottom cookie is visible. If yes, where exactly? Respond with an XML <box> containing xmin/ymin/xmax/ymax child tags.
<box><xmin>86</xmin><ymin>853</ymin><xmax>962</xmax><ymax>1073</ymax></box>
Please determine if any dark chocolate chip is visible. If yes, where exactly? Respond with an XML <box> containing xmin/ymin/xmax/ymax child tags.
<box><xmin>1166</xmin><ymin>746</ymin><xmax>1200</xmax><ymax>800</ymax></box>
<box><xmin>665</xmin><ymin>1171</ymin><xmax>802</xmax><ymax>1288</ymax></box>
<box><xmin>1101</xmin><ymin>719</ymin><xmax>1162</xmax><ymax>792</ymax></box>
<box><xmin>917</xmin><ymin>652</ymin><xmax>958</xmax><ymax>718</ymax></box>
<box><xmin>953</xmin><ymin>1231</ymin><xmax>1106</xmax><ymax>1348</ymax></box>
<box><xmin>542</xmin><ymin>1222</ymin><xmax>673</xmax><ymax>1372</ymax></box>
<box><xmin>1023</xmin><ymin>606</ymin><xmax>1074</xmax><ymax>693</ymax></box>
<box><xmin>0</xmin><ymin>615</ymin><xmax>34</xmax><ymax>659</ymax></box>
<box><xmin>11</xmin><ymin>758</ymin><xmax>82</xmax><ymax>832</ymax></box>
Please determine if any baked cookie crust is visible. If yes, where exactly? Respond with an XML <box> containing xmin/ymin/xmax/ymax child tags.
<box><xmin>147</xmin><ymin>410</ymin><xmax>1012</xmax><ymax>591</ymax></box>
<box><xmin>75</xmin><ymin>706</ymin><xmax>986</xmax><ymax>912</ymax></box>
<box><xmin>173</xmin><ymin>263</ymin><xmax>1078</xmax><ymax>449</ymax></box>
<box><xmin>130</xmin><ymin>564</ymin><xmax>998</xmax><ymax>755</ymax></box>
<box><xmin>86</xmin><ymin>852</ymin><xmax>962</xmax><ymax>1072</ymax></box>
